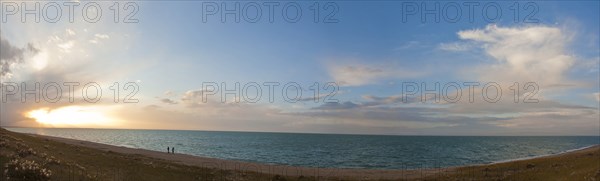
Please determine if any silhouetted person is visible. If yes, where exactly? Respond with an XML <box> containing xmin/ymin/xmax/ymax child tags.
<box><xmin>172</xmin><ymin>147</ymin><xmax>175</xmax><ymax>154</ymax></box>
<box><xmin>167</xmin><ymin>147</ymin><xmax>170</xmax><ymax>153</ymax></box>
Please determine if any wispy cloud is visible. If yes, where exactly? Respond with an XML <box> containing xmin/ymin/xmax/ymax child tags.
<box><xmin>328</xmin><ymin>63</ymin><xmax>426</xmax><ymax>86</ymax></box>
<box><xmin>160</xmin><ymin>98</ymin><xmax>178</xmax><ymax>105</ymax></box>
<box><xmin>437</xmin><ymin>42</ymin><xmax>473</xmax><ymax>51</ymax></box>
<box><xmin>394</xmin><ymin>41</ymin><xmax>427</xmax><ymax>50</ymax></box>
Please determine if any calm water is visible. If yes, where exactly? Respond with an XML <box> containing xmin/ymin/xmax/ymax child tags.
<box><xmin>7</xmin><ymin>128</ymin><xmax>599</xmax><ymax>169</ymax></box>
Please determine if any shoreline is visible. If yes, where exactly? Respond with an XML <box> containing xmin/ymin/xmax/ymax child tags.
<box><xmin>24</xmin><ymin>133</ymin><xmax>445</xmax><ymax>179</ymax></box>
<box><xmin>2</xmin><ymin>127</ymin><xmax>599</xmax><ymax>180</ymax></box>
<box><xmin>489</xmin><ymin>144</ymin><xmax>598</xmax><ymax>165</ymax></box>
<box><xmin>6</xmin><ymin>127</ymin><xmax>598</xmax><ymax>169</ymax></box>
<box><xmin>17</xmin><ymin>130</ymin><xmax>600</xmax><ymax>179</ymax></box>
<box><xmin>27</xmin><ymin>131</ymin><xmax>599</xmax><ymax>167</ymax></box>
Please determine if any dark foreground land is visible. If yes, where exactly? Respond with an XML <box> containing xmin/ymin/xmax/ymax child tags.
<box><xmin>1</xmin><ymin>127</ymin><xmax>599</xmax><ymax>180</ymax></box>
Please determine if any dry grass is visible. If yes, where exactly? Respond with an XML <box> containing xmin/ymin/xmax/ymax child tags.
<box><xmin>426</xmin><ymin>145</ymin><xmax>600</xmax><ymax>181</ymax></box>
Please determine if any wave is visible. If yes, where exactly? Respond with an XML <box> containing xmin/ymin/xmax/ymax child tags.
<box><xmin>490</xmin><ymin>144</ymin><xmax>598</xmax><ymax>164</ymax></box>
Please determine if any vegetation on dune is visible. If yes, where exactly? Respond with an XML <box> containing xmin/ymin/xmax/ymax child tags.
<box><xmin>4</xmin><ymin>158</ymin><xmax>52</xmax><ymax>181</ymax></box>
<box><xmin>427</xmin><ymin>147</ymin><xmax>600</xmax><ymax>181</ymax></box>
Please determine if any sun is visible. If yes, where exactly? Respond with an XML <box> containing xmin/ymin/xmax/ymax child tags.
<box><xmin>25</xmin><ymin>106</ymin><xmax>119</xmax><ymax>127</ymax></box>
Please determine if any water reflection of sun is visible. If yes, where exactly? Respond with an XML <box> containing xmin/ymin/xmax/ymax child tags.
<box><xmin>25</xmin><ymin>106</ymin><xmax>119</xmax><ymax>127</ymax></box>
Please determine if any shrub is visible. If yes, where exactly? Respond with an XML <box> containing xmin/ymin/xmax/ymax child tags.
<box><xmin>0</xmin><ymin>140</ymin><xmax>8</xmax><ymax>148</ymax></box>
<box><xmin>4</xmin><ymin>158</ymin><xmax>52</xmax><ymax>181</ymax></box>
<box><xmin>44</xmin><ymin>156</ymin><xmax>61</xmax><ymax>165</ymax></box>
<box><xmin>17</xmin><ymin>147</ymin><xmax>36</xmax><ymax>157</ymax></box>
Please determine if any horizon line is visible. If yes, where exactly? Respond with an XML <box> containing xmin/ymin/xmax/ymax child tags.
<box><xmin>2</xmin><ymin>126</ymin><xmax>599</xmax><ymax>137</ymax></box>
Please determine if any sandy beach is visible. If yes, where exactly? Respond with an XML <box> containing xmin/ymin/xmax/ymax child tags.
<box><xmin>1</xmin><ymin>128</ymin><xmax>599</xmax><ymax>180</ymax></box>
<box><xmin>28</xmin><ymin>133</ymin><xmax>445</xmax><ymax>180</ymax></box>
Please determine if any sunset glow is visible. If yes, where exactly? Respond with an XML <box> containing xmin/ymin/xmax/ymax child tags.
<box><xmin>25</xmin><ymin>106</ymin><xmax>119</xmax><ymax>127</ymax></box>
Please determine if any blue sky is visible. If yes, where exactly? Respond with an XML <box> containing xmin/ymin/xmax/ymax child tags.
<box><xmin>0</xmin><ymin>1</ymin><xmax>599</xmax><ymax>135</ymax></box>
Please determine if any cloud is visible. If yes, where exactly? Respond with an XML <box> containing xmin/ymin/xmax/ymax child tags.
<box><xmin>298</xmin><ymin>90</ymin><xmax>345</xmax><ymax>102</ymax></box>
<box><xmin>298</xmin><ymin>102</ymin><xmax>497</xmax><ymax>130</ymax></box>
<box><xmin>437</xmin><ymin>42</ymin><xmax>472</xmax><ymax>51</ymax></box>
<box><xmin>438</xmin><ymin>25</ymin><xmax>598</xmax><ymax>134</ymax></box>
<box><xmin>66</xmin><ymin>29</ymin><xmax>76</xmax><ymax>36</ymax></box>
<box><xmin>312</xmin><ymin>101</ymin><xmax>360</xmax><ymax>110</ymax></box>
<box><xmin>180</xmin><ymin>89</ymin><xmax>241</xmax><ymax>107</ymax></box>
<box><xmin>160</xmin><ymin>98</ymin><xmax>178</xmax><ymax>105</ymax></box>
<box><xmin>488</xmin><ymin>109</ymin><xmax>599</xmax><ymax>135</ymax></box>
<box><xmin>328</xmin><ymin>63</ymin><xmax>425</xmax><ymax>86</ymax></box>
<box><xmin>362</xmin><ymin>94</ymin><xmax>420</xmax><ymax>105</ymax></box>
<box><xmin>1</xmin><ymin>24</ymin><xmax>140</xmax><ymax>127</ymax></box>
<box><xmin>164</xmin><ymin>91</ymin><xmax>176</xmax><ymax>97</ymax></box>
<box><xmin>302</xmin><ymin>85</ymin><xmax>599</xmax><ymax>135</ymax></box>
<box><xmin>458</xmin><ymin>24</ymin><xmax>575</xmax><ymax>86</ymax></box>
<box><xmin>394</xmin><ymin>41</ymin><xmax>426</xmax><ymax>50</ymax></box>
<box><xmin>143</xmin><ymin>105</ymin><xmax>161</xmax><ymax>111</ymax></box>
<box><xmin>94</xmin><ymin>34</ymin><xmax>109</xmax><ymax>39</ymax></box>
<box><xmin>57</xmin><ymin>41</ymin><xmax>75</xmax><ymax>52</ymax></box>
<box><xmin>0</xmin><ymin>33</ymin><xmax>38</xmax><ymax>78</ymax></box>
<box><xmin>310</xmin><ymin>94</ymin><xmax>425</xmax><ymax>111</ymax></box>
<box><xmin>89</xmin><ymin>34</ymin><xmax>110</xmax><ymax>44</ymax></box>
<box><xmin>156</xmin><ymin>91</ymin><xmax>179</xmax><ymax>105</ymax></box>
<box><xmin>180</xmin><ymin>89</ymin><xmax>208</xmax><ymax>107</ymax></box>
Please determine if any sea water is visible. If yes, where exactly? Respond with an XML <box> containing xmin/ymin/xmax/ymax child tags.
<box><xmin>7</xmin><ymin>128</ymin><xmax>599</xmax><ymax>169</ymax></box>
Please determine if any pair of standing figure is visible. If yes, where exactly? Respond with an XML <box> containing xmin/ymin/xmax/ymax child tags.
<box><xmin>167</xmin><ymin>146</ymin><xmax>175</xmax><ymax>154</ymax></box>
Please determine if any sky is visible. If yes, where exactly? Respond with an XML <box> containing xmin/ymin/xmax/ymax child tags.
<box><xmin>0</xmin><ymin>1</ymin><xmax>599</xmax><ymax>135</ymax></box>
